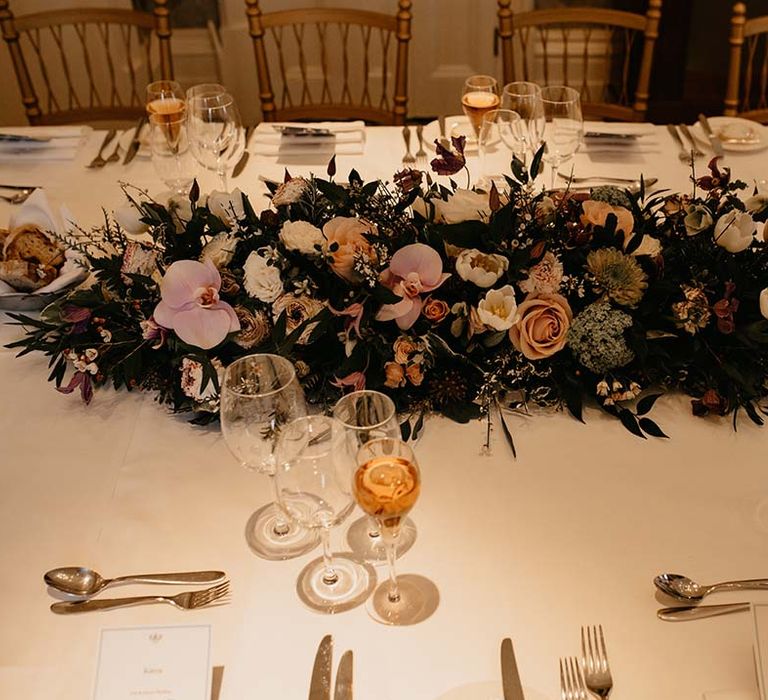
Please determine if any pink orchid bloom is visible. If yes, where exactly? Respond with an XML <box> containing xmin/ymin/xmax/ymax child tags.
<box><xmin>376</xmin><ymin>243</ymin><xmax>450</xmax><ymax>330</ymax></box>
<box><xmin>153</xmin><ymin>259</ymin><xmax>240</xmax><ymax>350</ymax></box>
<box><xmin>329</xmin><ymin>301</ymin><xmax>365</xmax><ymax>338</ymax></box>
<box><xmin>331</xmin><ymin>370</ymin><xmax>366</xmax><ymax>392</ymax></box>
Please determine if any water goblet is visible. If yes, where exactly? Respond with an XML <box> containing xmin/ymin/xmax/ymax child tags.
<box><xmin>275</xmin><ymin>415</ymin><xmax>375</xmax><ymax>613</ymax></box>
<box><xmin>332</xmin><ymin>390</ymin><xmax>417</xmax><ymax>563</ymax></box>
<box><xmin>461</xmin><ymin>75</ymin><xmax>500</xmax><ymax>141</ymax></box>
<box><xmin>149</xmin><ymin>116</ymin><xmax>196</xmax><ymax>195</ymax></box>
<box><xmin>501</xmin><ymin>81</ymin><xmax>545</xmax><ymax>163</ymax></box>
<box><xmin>220</xmin><ymin>354</ymin><xmax>319</xmax><ymax>560</ymax></box>
<box><xmin>540</xmin><ymin>85</ymin><xmax>584</xmax><ymax>189</ymax></box>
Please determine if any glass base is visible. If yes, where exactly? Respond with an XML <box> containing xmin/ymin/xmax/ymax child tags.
<box><xmin>296</xmin><ymin>553</ymin><xmax>376</xmax><ymax>614</ymax></box>
<box><xmin>244</xmin><ymin>502</ymin><xmax>319</xmax><ymax>561</ymax></box>
<box><xmin>366</xmin><ymin>574</ymin><xmax>439</xmax><ymax>626</ymax></box>
<box><xmin>345</xmin><ymin>516</ymin><xmax>417</xmax><ymax>564</ymax></box>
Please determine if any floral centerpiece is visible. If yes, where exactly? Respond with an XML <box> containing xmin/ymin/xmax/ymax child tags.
<box><xmin>7</xmin><ymin>140</ymin><xmax>768</xmax><ymax>452</ymax></box>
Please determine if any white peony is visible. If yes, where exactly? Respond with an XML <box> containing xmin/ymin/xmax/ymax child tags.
<box><xmin>714</xmin><ymin>210</ymin><xmax>756</xmax><ymax>253</ymax></box>
<box><xmin>455</xmin><ymin>248</ymin><xmax>509</xmax><ymax>288</ymax></box>
<box><xmin>200</xmin><ymin>233</ymin><xmax>237</xmax><ymax>268</ymax></box>
<box><xmin>477</xmin><ymin>285</ymin><xmax>518</xmax><ymax>331</ymax></box>
<box><xmin>279</xmin><ymin>220</ymin><xmax>323</xmax><ymax>255</ymax></box>
<box><xmin>114</xmin><ymin>204</ymin><xmax>149</xmax><ymax>236</ymax></box>
<box><xmin>243</xmin><ymin>250</ymin><xmax>283</xmax><ymax>302</ymax></box>
<box><xmin>207</xmin><ymin>189</ymin><xmax>246</xmax><ymax>226</ymax></box>
<box><xmin>433</xmin><ymin>189</ymin><xmax>491</xmax><ymax>224</ymax></box>
<box><xmin>760</xmin><ymin>288</ymin><xmax>768</xmax><ymax>320</ymax></box>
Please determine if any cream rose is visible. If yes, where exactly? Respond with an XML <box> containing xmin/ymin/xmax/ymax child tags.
<box><xmin>322</xmin><ymin>216</ymin><xmax>376</xmax><ymax>282</ymax></box>
<box><xmin>207</xmin><ymin>190</ymin><xmax>246</xmax><ymax>226</ymax></box>
<box><xmin>477</xmin><ymin>285</ymin><xmax>518</xmax><ymax>331</ymax></box>
<box><xmin>455</xmin><ymin>248</ymin><xmax>509</xmax><ymax>288</ymax></box>
<box><xmin>509</xmin><ymin>294</ymin><xmax>573</xmax><ymax>360</ymax></box>
<box><xmin>200</xmin><ymin>233</ymin><xmax>236</xmax><ymax>268</ymax></box>
<box><xmin>114</xmin><ymin>204</ymin><xmax>149</xmax><ymax>236</ymax></box>
<box><xmin>714</xmin><ymin>210</ymin><xmax>756</xmax><ymax>253</ymax></box>
<box><xmin>519</xmin><ymin>252</ymin><xmax>563</xmax><ymax>294</ymax></box>
<box><xmin>581</xmin><ymin>200</ymin><xmax>634</xmax><ymax>235</ymax></box>
<box><xmin>243</xmin><ymin>250</ymin><xmax>283</xmax><ymax>302</ymax></box>
<box><xmin>623</xmin><ymin>232</ymin><xmax>662</xmax><ymax>257</ymax></box>
<box><xmin>279</xmin><ymin>220</ymin><xmax>323</xmax><ymax>255</ymax></box>
<box><xmin>760</xmin><ymin>288</ymin><xmax>768</xmax><ymax>320</ymax></box>
<box><xmin>683</xmin><ymin>204</ymin><xmax>713</xmax><ymax>236</ymax></box>
<box><xmin>432</xmin><ymin>189</ymin><xmax>491</xmax><ymax>224</ymax></box>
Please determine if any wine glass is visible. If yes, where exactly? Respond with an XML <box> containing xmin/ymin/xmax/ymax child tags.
<box><xmin>501</xmin><ymin>81</ymin><xmax>545</xmax><ymax>163</ymax></box>
<box><xmin>478</xmin><ymin>109</ymin><xmax>525</xmax><ymax>191</ymax></box>
<box><xmin>332</xmin><ymin>390</ymin><xmax>417</xmax><ymax>563</ymax></box>
<box><xmin>146</xmin><ymin>80</ymin><xmax>186</xmax><ymax>125</ymax></box>
<box><xmin>461</xmin><ymin>75</ymin><xmax>500</xmax><ymax>141</ymax></box>
<box><xmin>540</xmin><ymin>85</ymin><xmax>584</xmax><ymax>189</ymax></box>
<box><xmin>149</xmin><ymin>116</ymin><xmax>196</xmax><ymax>195</ymax></box>
<box><xmin>275</xmin><ymin>415</ymin><xmax>375</xmax><ymax>613</ymax></box>
<box><xmin>354</xmin><ymin>438</ymin><xmax>427</xmax><ymax>625</ymax></box>
<box><xmin>220</xmin><ymin>354</ymin><xmax>319</xmax><ymax>560</ymax></box>
<box><xmin>187</xmin><ymin>91</ymin><xmax>242</xmax><ymax>190</ymax></box>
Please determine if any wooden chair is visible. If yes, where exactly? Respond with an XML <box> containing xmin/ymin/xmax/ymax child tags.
<box><xmin>244</xmin><ymin>0</ymin><xmax>412</xmax><ymax>125</ymax></box>
<box><xmin>0</xmin><ymin>0</ymin><xmax>173</xmax><ymax>125</ymax></box>
<box><xmin>497</xmin><ymin>0</ymin><xmax>662</xmax><ymax>121</ymax></box>
<box><xmin>725</xmin><ymin>2</ymin><xmax>768</xmax><ymax>122</ymax></box>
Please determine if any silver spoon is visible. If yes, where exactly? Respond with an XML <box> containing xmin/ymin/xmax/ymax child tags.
<box><xmin>44</xmin><ymin>566</ymin><xmax>226</xmax><ymax>596</ymax></box>
<box><xmin>654</xmin><ymin>572</ymin><xmax>768</xmax><ymax>602</ymax></box>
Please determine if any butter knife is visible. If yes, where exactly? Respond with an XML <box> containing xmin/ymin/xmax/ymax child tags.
<box><xmin>657</xmin><ymin>601</ymin><xmax>750</xmax><ymax>621</ymax></box>
<box><xmin>698</xmin><ymin>113</ymin><xmax>724</xmax><ymax>158</ymax></box>
<box><xmin>309</xmin><ymin>635</ymin><xmax>332</xmax><ymax>700</ymax></box>
<box><xmin>232</xmin><ymin>125</ymin><xmax>254</xmax><ymax>178</ymax></box>
<box><xmin>500</xmin><ymin>638</ymin><xmax>525</xmax><ymax>700</ymax></box>
<box><xmin>334</xmin><ymin>650</ymin><xmax>353</xmax><ymax>700</ymax></box>
<box><xmin>122</xmin><ymin>115</ymin><xmax>146</xmax><ymax>165</ymax></box>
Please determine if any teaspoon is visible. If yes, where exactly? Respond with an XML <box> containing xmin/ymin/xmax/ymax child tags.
<box><xmin>654</xmin><ymin>572</ymin><xmax>768</xmax><ymax>602</ymax></box>
<box><xmin>44</xmin><ymin>566</ymin><xmax>226</xmax><ymax>597</ymax></box>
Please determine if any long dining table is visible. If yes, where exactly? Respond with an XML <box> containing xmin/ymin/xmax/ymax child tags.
<box><xmin>1</xmin><ymin>121</ymin><xmax>767</xmax><ymax>700</ymax></box>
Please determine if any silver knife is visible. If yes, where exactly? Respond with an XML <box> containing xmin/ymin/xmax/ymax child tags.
<box><xmin>657</xmin><ymin>601</ymin><xmax>750</xmax><ymax>621</ymax></box>
<box><xmin>0</xmin><ymin>133</ymin><xmax>51</xmax><ymax>143</ymax></box>
<box><xmin>334</xmin><ymin>650</ymin><xmax>353</xmax><ymax>700</ymax></box>
<box><xmin>232</xmin><ymin>125</ymin><xmax>254</xmax><ymax>178</ymax></box>
<box><xmin>309</xmin><ymin>635</ymin><xmax>333</xmax><ymax>700</ymax></box>
<box><xmin>500</xmin><ymin>638</ymin><xmax>525</xmax><ymax>700</ymax></box>
<box><xmin>698</xmin><ymin>113</ymin><xmax>724</xmax><ymax>158</ymax></box>
<box><xmin>123</xmin><ymin>115</ymin><xmax>146</xmax><ymax>165</ymax></box>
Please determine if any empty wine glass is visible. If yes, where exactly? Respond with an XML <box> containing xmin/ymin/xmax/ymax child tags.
<box><xmin>220</xmin><ymin>354</ymin><xmax>319</xmax><ymax>560</ymax></box>
<box><xmin>149</xmin><ymin>116</ymin><xmax>196</xmax><ymax>195</ymax></box>
<box><xmin>501</xmin><ymin>81</ymin><xmax>545</xmax><ymax>163</ymax></box>
<box><xmin>354</xmin><ymin>438</ymin><xmax>429</xmax><ymax>625</ymax></box>
<box><xmin>461</xmin><ymin>75</ymin><xmax>500</xmax><ymax>141</ymax></box>
<box><xmin>333</xmin><ymin>390</ymin><xmax>417</xmax><ymax>563</ymax></box>
<box><xmin>478</xmin><ymin>109</ymin><xmax>525</xmax><ymax>191</ymax></box>
<box><xmin>275</xmin><ymin>415</ymin><xmax>375</xmax><ymax>613</ymax></box>
<box><xmin>540</xmin><ymin>85</ymin><xmax>583</xmax><ymax>189</ymax></box>
<box><xmin>187</xmin><ymin>91</ymin><xmax>242</xmax><ymax>190</ymax></box>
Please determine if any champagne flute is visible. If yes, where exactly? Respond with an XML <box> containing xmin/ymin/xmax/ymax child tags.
<box><xmin>220</xmin><ymin>354</ymin><xmax>319</xmax><ymax>560</ymax></box>
<box><xmin>275</xmin><ymin>415</ymin><xmax>375</xmax><ymax>613</ymax></box>
<box><xmin>461</xmin><ymin>75</ymin><xmax>500</xmax><ymax>140</ymax></box>
<box><xmin>478</xmin><ymin>108</ymin><xmax>525</xmax><ymax>191</ymax></box>
<box><xmin>501</xmin><ymin>81</ymin><xmax>545</xmax><ymax>163</ymax></box>
<box><xmin>146</xmin><ymin>80</ymin><xmax>186</xmax><ymax>141</ymax></box>
<box><xmin>540</xmin><ymin>85</ymin><xmax>583</xmax><ymax>189</ymax></box>
<box><xmin>354</xmin><ymin>438</ymin><xmax>426</xmax><ymax>625</ymax></box>
<box><xmin>332</xmin><ymin>390</ymin><xmax>417</xmax><ymax>563</ymax></box>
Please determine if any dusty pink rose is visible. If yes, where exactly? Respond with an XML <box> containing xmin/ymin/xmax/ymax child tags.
<box><xmin>581</xmin><ymin>200</ymin><xmax>634</xmax><ymax>236</ymax></box>
<box><xmin>376</xmin><ymin>243</ymin><xmax>450</xmax><ymax>330</ymax></box>
<box><xmin>322</xmin><ymin>216</ymin><xmax>376</xmax><ymax>282</ymax></box>
<box><xmin>509</xmin><ymin>294</ymin><xmax>573</xmax><ymax>360</ymax></box>
<box><xmin>153</xmin><ymin>260</ymin><xmax>239</xmax><ymax>350</ymax></box>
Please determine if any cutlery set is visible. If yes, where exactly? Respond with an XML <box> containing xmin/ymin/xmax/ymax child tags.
<box><xmin>43</xmin><ymin>565</ymin><xmax>229</xmax><ymax>614</ymax></box>
<box><xmin>308</xmin><ymin>634</ymin><xmax>353</xmax><ymax>700</ymax></box>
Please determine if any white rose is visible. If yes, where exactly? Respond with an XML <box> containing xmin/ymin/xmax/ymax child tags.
<box><xmin>167</xmin><ymin>194</ymin><xmax>194</xmax><ymax>232</ymax></box>
<box><xmin>760</xmin><ymin>288</ymin><xmax>768</xmax><ymax>320</ymax></box>
<box><xmin>243</xmin><ymin>250</ymin><xmax>283</xmax><ymax>302</ymax></box>
<box><xmin>279</xmin><ymin>220</ymin><xmax>324</xmax><ymax>255</ymax></box>
<box><xmin>200</xmin><ymin>233</ymin><xmax>236</xmax><ymax>268</ymax></box>
<box><xmin>683</xmin><ymin>204</ymin><xmax>713</xmax><ymax>236</ymax></box>
<box><xmin>477</xmin><ymin>285</ymin><xmax>518</xmax><ymax>331</ymax></box>
<box><xmin>714</xmin><ymin>210</ymin><xmax>756</xmax><ymax>253</ymax></box>
<box><xmin>623</xmin><ymin>232</ymin><xmax>662</xmax><ymax>257</ymax></box>
<box><xmin>433</xmin><ymin>189</ymin><xmax>491</xmax><ymax>224</ymax></box>
<box><xmin>207</xmin><ymin>189</ymin><xmax>245</xmax><ymax>226</ymax></box>
<box><xmin>114</xmin><ymin>203</ymin><xmax>149</xmax><ymax>235</ymax></box>
<box><xmin>455</xmin><ymin>248</ymin><xmax>509</xmax><ymax>288</ymax></box>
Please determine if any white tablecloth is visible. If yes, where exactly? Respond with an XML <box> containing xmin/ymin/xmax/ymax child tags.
<box><xmin>1</xmin><ymin>123</ymin><xmax>767</xmax><ymax>700</ymax></box>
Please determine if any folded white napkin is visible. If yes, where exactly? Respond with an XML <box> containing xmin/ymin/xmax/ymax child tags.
<box><xmin>0</xmin><ymin>125</ymin><xmax>89</xmax><ymax>161</ymax></box>
<box><xmin>252</xmin><ymin>121</ymin><xmax>365</xmax><ymax>156</ymax></box>
<box><xmin>703</xmin><ymin>691</ymin><xmax>759</xmax><ymax>700</ymax></box>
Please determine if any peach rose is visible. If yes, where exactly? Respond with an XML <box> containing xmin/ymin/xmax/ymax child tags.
<box><xmin>322</xmin><ymin>216</ymin><xmax>376</xmax><ymax>282</ymax></box>
<box><xmin>405</xmin><ymin>363</ymin><xmax>424</xmax><ymax>386</ymax></box>
<box><xmin>581</xmin><ymin>200</ymin><xmax>634</xmax><ymax>236</ymax></box>
<box><xmin>509</xmin><ymin>293</ymin><xmax>573</xmax><ymax>360</ymax></box>
<box><xmin>393</xmin><ymin>336</ymin><xmax>419</xmax><ymax>365</ymax></box>
<box><xmin>384</xmin><ymin>361</ymin><xmax>406</xmax><ymax>388</ymax></box>
<box><xmin>422</xmin><ymin>297</ymin><xmax>449</xmax><ymax>323</ymax></box>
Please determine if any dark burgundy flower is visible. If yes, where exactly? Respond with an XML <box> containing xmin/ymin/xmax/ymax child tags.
<box><xmin>60</xmin><ymin>305</ymin><xmax>91</xmax><ymax>334</ymax></box>
<box><xmin>713</xmin><ymin>281</ymin><xmax>739</xmax><ymax>334</ymax></box>
<box><xmin>691</xmin><ymin>388</ymin><xmax>728</xmax><ymax>416</ymax></box>
<box><xmin>57</xmin><ymin>371</ymin><xmax>93</xmax><ymax>404</ymax></box>
<box><xmin>393</xmin><ymin>168</ymin><xmax>424</xmax><ymax>193</ymax></box>
<box><xmin>696</xmin><ymin>157</ymin><xmax>730</xmax><ymax>191</ymax></box>
<box><xmin>430</xmin><ymin>136</ymin><xmax>466</xmax><ymax>176</ymax></box>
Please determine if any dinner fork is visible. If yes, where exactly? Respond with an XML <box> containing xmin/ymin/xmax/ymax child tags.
<box><xmin>581</xmin><ymin>625</ymin><xmax>613</xmax><ymax>699</ymax></box>
<box><xmin>678</xmin><ymin>124</ymin><xmax>705</xmax><ymax>160</ymax></box>
<box><xmin>415</xmin><ymin>124</ymin><xmax>428</xmax><ymax>169</ymax></box>
<box><xmin>105</xmin><ymin>131</ymin><xmax>123</xmax><ymax>165</ymax></box>
<box><xmin>559</xmin><ymin>656</ymin><xmax>588</xmax><ymax>700</ymax></box>
<box><xmin>50</xmin><ymin>580</ymin><xmax>230</xmax><ymax>614</ymax></box>
<box><xmin>401</xmin><ymin>125</ymin><xmax>416</xmax><ymax>166</ymax></box>
<box><xmin>86</xmin><ymin>129</ymin><xmax>117</xmax><ymax>169</ymax></box>
<box><xmin>666</xmin><ymin>124</ymin><xmax>692</xmax><ymax>163</ymax></box>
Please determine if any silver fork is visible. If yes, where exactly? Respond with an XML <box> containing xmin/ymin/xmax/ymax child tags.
<box><xmin>50</xmin><ymin>580</ymin><xmax>230</xmax><ymax>614</ymax></box>
<box><xmin>581</xmin><ymin>625</ymin><xmax>613</xmax><ymax>699</ymax></box>
<box><xmin>415</xmin><ymin>124</ymin><xmax>428</xmax><ymax>169</ymax></box>
<box><xmin>401</xmin><ymin>125</ymin><xmax>416</xmax><ymax>166</ymax></box>
<box><xmin>666</xmin><ymin>124</ymin><xmax>690</xmax><ymax>162</ymax></box>
<box><xmin>104</xmin><ymin>130</ymin><xmax>123</xmax><ymax>165</ymax></box>
<box><xmin>86</xmin><ymin>129</ymin><xmax>117</xmax><ymax>169</ymax></box>
<box><xmin>678</xmin><ymin>124</ymin><xmax>705</xmax><ymax>160</ymax></box>
<box><xmin>560</xmin><ymin>656</ymin><xmax>588</xmax><ymax>700</ymax></box>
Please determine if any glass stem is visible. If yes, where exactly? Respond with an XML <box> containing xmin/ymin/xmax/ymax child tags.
<box><xmin>382</xmin><ymin>523</ymin><xmax>401</xmax><ymax>603</ymax></box>
<box><xmin>268</xmin><ymin>473</ymin><xmax>290</xmax><ymax>537</ymax></box>
<box><xmin>367</xmin><ymin>516</ymin><xmax>381</xmax><ymax>541</ymax></box>
<box><xmin>320</xmin><ymin>528</ymin><xmax>338</xmax><ymax>586</ymax></box>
